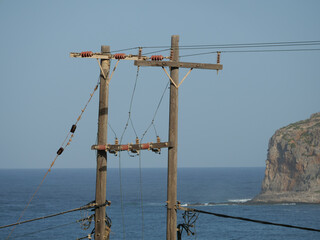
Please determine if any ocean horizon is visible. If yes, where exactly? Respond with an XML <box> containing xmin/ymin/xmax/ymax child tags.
<box><xmin>1</xmin><ymin>167</ymin><xmax>319</xmax><ymax>239</ymax></box>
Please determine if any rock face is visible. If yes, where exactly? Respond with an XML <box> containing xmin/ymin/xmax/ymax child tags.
<box><xmin>252</xmin><ymin>113</ymin><xmax>320</xmax><ymax>203</ymax></box>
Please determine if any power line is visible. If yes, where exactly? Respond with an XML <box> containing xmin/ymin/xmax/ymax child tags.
<box><xmin>0</xmin><ymin>202</ymin><xmax>106</xmax><ymax>230</ymax></box>
<box><xmin>179</xmin><ymin>48</ymin><xmax>320</xmax><ymax>58</ymax></box>
<box><xmin>110</xmin><ymin>47</ymin><xmax>140</xmax><ymax>53</ymax></box>
<box><xmin>177</xmin><ymin>40</ymin><xmax>320</xmax><ymax>49</ymax></box>
<box><xmin>142</xmin><ymin>48</ymin><xmax>171</xmax><ymax>56</ymax></box>
<box><xmin>5</xmin><ymin>77</ymin><xmax>102</xmax><ymax>240</ymax></box>
<box><xmin>111</xmin><ymin>40</ymin><xmax>320</xmax><ymax>50</ymax></box>
<box><xmin>180</xmin><ymin>207</ymin><xmax>320</xmax><ymax>233</ymax></box>
<box><xmin>177</xmin><ymin>42</ymin><xmax>320</xmax><ymax>51</ymax></box>
<box><xmin>11</xmin><ymin>216</ymin><xmax>91</xmax><ymax>239</ymax></box>
<box><xmin>110</xmin><ymin>40</ymin><xmax>320</xmax><ymax>56</ymax></box>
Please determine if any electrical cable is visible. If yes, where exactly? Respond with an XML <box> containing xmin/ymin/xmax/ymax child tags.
<box><xmin>141</xmin><ymin>80</ymin><xmax>170</xmax><ymax>141</ymax></box>
<box><xmin>176</xmin><ymin>42</ymin><xmax>320</xmax><ymax>50</ymax></box>
<box><xmin>5</xmin><ymin>77</ymin><xmax>101</xmax><ymax>240</ymax></box>
<box><xmin>138</xmin><ymin>40</ymin><xmax>320</xmax><ymax>49</ymax></box>
<box><xmin>142</xmin><ymin>48</ymin><xmax>172</xmax><ymax>56</ymax></box>
<box><xmin>1</xmin><ymin>203</ymin><xmax>103</xmax><ymax>230</ymax></box>
<box><xmin>110</xmin><ymin>47</ymin><xmax>140</xmax><ymax>53</ymax></box>
<box><xmin>117</xmin><ymin>66</ymin><xmax>141</xmax><ymax>240</ymax></box>
<box><xmin>11</xmin><ymin>221</ymin><xmax>77</xmax><ymax>239</ymax></box>
<box><xmin>119</xmin><ymin>66</ymin><xmax>140</xmax><ymax>142</ymax></box>
<box><xmin>110</xmin><ymin>40</ymin><xmax>320</xmax><ymax>58</ymax></box>
<box><xmin>10</xmin><ymin>216</ymin><xmax>92</xmax><ymax>239</ymax></box>
<box><xmin>132</xmin><ymin>79</ymin><xmax>172</xmax><ymax>240</ymax></box>
<box><xmin>179</xmin><ymin>48</ymin><xmax>320</xmax><ymax>58</ymax></box>
<box><xmin>108</xmin><ymin>122</ymin><xmax>118</xmax><ymax>139</ymax></box>
<box><xmin>180</xmin><ymin>207</ymin><xmax>320</xmax><ymax>233</ymax></box>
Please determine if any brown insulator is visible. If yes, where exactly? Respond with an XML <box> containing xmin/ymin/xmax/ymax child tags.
<box><xmin>138</xmin><ymin>47</ymin><xmax>142</xmax><ymax>59</ymax></box>
<box><xmin>217</xmin><ymin>52</ymin><xmax>221</xmax><ymax>64</ymax></box>
<box><xmin>81</xmin><ymin>51</ymin><xmax>93</xmax><ymax>57</ymax></box>
<box><xmin>114</xmin><ymin>53</ymin><xmax>126</xmax><ymax>59</ymax></box>
<box><xmin>115</xmin><ymin>138</ymin><xmax>119</xmax><ymax>145</ymax></box>
<box><xmin>136</xmin><ymin>137</ymin><xmax>140</xmax><ymax>144</ymax></box>
<box><xmin>151</xmin><ymin>55</ymin><xmax>164</xmax><ymax>61</ymax></box>
<box><xmin>70</xmin><ymin>124</ymin><xmax>77</xmax><ymax>133</ymax></box>
<box><xmin>57</xmin><ymin>147</ymin><xmax>64</xmax><ymax>155</ymax></box>
<box><xmin>157</xmin><ymin>136</ymin><xmax>160</xmax><ymax>143</ymax></box>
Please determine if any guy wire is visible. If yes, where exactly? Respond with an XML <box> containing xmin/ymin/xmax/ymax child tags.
<box><xmin>6</xmin><ymin>76</ymin><xmax>101</xmax><ymax>240</ymax></box>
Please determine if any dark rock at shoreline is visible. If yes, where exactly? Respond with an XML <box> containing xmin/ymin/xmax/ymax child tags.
<box><xmin>252</xmin><ymin>113</ymin><xmax>320</xmax><ymax>204</ymax></box>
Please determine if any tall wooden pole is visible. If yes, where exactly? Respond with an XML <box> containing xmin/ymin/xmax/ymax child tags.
<box><xmin>95</xmin><ymin>45</ymin><xmax>110</xmax><ymax>240</ymax></box>
<box><xmin>167</xmin><ymin>35</ymin><xmax>179</xmax><ymax>240</ymax></box>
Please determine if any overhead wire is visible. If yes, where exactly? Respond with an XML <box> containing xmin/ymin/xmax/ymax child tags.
<box><xmin>110</xmin><ymin>46</ymin><xmax>140</xmax><ymax>53</ymax></box>
<box><xmin>180</xmin><ymin>207</ymin><xmax>320</xmax><ymax>233</ymax></box>
<box><xmin>142</xmin><ymin>48</ymin><xmax>172</xmax><ymax>56</ymax></box>
<box><xmin>108</xmin><ymin>122</ymin><xmax>118</xmax><ymax>139</ymax></box>
<box><xmin>117</xmin><ymin>65</ymin><xmax>141</xmax><ymax>240</ymax></box>
<box><xmin>116</xmin><ymin>62</ymin><xmax>170</xmax><ymax>239</ymax></box>
<box><xmin>10</xmin><ymin>216</ymin><xmax>92</xmax><ymax>239</ymax></box>
<box><xmin>180</xmin><ymin>48</ymin><xmax>320</xmax><ymax>58</ymax></box>
<box><xmin>119</xmin><ymin>66</ymin><xmax>140</xmax><ymax>142</ymax></box>
<box><xmin>109</xmin><ymin>40</ymin><xmax>320</xmax><ymax>59</ymax></box>
<box><xmin>1</xmin><ymin>203</ymin><xmax>103</xmax><ymax>230</ymax></box>
<box><xmin>141</xmin><ymin>80</ymin><xmax>170</xmax><ymax>141</ymax></box>
<box><xmin>138</xmin><ymin>40</ymin><xmax>320</xmax><ymax>49</ymax></box>
<box><xmin>6</xmin><ymin>76</ymin><xmax>102</xmax><ymax>240</ymax></box>
<box><xmin>133</xmin><ymin>78</ymin><xmax>172</xmax><ymax>240</ymax></box>
<box><xmin>178</xmin><ymin>41</ymin><xmax>320</xmax><ymax>49</ymax></box>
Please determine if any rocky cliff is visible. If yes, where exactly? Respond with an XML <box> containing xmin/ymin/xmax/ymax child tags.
<box><xmin>252</xmin><ymin>113</ymin><xmax>320</xmax><ymax>203</ymax></box>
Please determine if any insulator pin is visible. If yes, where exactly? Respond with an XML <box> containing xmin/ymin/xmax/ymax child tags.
<box><xmin>138</xmin><ymin>48</ymin><xmax>142</xmax><ymax>59</ymax></box>
<box><xmin>81</xmin><ymin>51</ymin><xmax>93</xmax><ymax>57</ymax></box>
<box><xmin>217</xmin><ymin>52</ymin><xmax>221</xmax><ymax>64</ymax></box>
<box><xmin>151</xmin><ymin>55</ymin><xmax>164</xmax><ymax>61</ymax></box>
<box><xmin>114</xmin><ymin>53</ymin><xmax>126</xmax><ymax>59</ymax></box>
<box><xmin>70</xmin><ymin>124</ymin><xmax>77</xmax><ymax>133</ymax></box>
<box><xmin>57</xmin><ymin>147</ymin><xmax>64</xmax><ymax>155</ymax></box>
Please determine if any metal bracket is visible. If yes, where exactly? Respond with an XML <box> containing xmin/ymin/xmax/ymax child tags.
<box><xmin>162</xmin><ymin>67</ymin><xmax>193</xmax><ymax>88</ymax></box>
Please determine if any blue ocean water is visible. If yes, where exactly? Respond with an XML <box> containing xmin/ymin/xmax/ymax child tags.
<box><xmin>0</xmin><ymin>168</ymin><xmax>319</xmax><ymax>239</ymax></box>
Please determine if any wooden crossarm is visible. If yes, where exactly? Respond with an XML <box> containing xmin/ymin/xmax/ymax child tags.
<box><xmin>134</xmin><ymin>60</ymin><xmax>223</xmax><ymax>70</ymax></box>
<box><xmin>91</xmin><ymin>142</ymin><xmax>170</xmax><ymax>152</ymax></box>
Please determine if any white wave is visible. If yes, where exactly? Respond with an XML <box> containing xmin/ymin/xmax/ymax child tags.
<box><xmin>277</xmin><ymin>203</ymin><xmax>297</xmax><ymax>206</ymax></box>
<box><xmin>228</xmin><ymin>198</ymin><xmax>252</xmax><ymax>203</ymax></box>
<box><xmin>181</xmin><ymin>202</ymin><xmax>216</xmax><ymax>207</ymax></box>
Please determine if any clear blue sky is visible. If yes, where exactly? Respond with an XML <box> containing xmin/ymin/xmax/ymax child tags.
<box><xmin>0</xmin><ymin>0</ymin><xmax>319</xmax><ymax>169</ymax></box>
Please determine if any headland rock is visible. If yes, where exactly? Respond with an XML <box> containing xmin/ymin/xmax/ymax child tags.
<box><xmin>252</xmin><ymin>113</ymin><xmax>320</xmax><ymax>204</ymax></box>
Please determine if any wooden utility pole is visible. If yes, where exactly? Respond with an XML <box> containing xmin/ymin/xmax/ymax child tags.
<box><xmin>167</xmin><ymin>35</ymin><xmax>179</xmax><ymax>240</ymax></box>
<box><xmin>134</xmin><ymin>34</ymin><xmax>222</xmax><ymax>240</ymax></box>
<box><xmin>95</xmin><ymin>45</ymin><xmax>110</xmax><ymax>240</ymax></box>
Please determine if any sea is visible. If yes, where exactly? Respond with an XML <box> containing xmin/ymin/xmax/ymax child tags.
<box><xmin>0</xmin><ymin>167</ymin><xmax>319</xmax><ymax>240</ymax></box>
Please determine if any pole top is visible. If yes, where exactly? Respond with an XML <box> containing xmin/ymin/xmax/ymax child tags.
<box><xmin>101</xmin><ymin>45</ymin><xmax>110</xmax><ymax>54</ymax></box>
